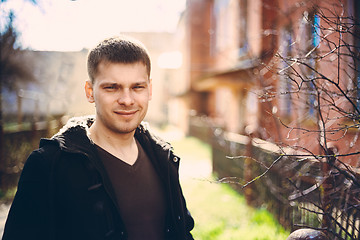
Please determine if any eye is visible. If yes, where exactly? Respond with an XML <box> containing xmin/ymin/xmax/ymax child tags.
<box><xmin>133</xmin><ymin>85</ymin><xmax>146</xmax><ymax>90</ymax></box>
<box><xmin>103</xmin><ymin>85</ymin><xmax>117</xmax><ymax>90</ymax></box>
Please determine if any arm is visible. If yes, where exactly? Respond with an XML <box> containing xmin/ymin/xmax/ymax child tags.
<box><xmin>181</xmin><ymin>188</ymin><xmax>195</xmax><ymax>240</ymax></box>
<box><xmin>2</xmin><ymin>149</ymin><xmax>53</xmax><ymax>240</ymax></box>
<box><xmin>170</xmin><ymin>153</ymin><xmax>195</xmax><ymax>239</ymax></box>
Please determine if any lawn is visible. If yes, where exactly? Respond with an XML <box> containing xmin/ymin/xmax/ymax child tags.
<box><xmin>171</xmin><ymin>136</ymin><xmax>290</xmax><ymax>240</ymax></box>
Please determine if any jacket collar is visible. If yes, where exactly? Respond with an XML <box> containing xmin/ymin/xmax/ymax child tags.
<box><xmin>41</xmin><ymin>115</ymin><xmax>173</xmax><ymax>156</ymax></box>
<box><xmin>43</xmin><ymin>115</ymin><xmax>95</xmax><ymax>154</ymax></box>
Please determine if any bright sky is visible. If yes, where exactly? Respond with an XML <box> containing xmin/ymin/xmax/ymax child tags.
<box><xmin>1</xmin><ymin>0</ymin><xmax>186</xmax><ymax>51</ymax></box>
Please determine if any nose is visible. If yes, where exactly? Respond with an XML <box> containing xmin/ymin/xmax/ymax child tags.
<box><xmin>117</xmin><ymin>89</ymin><xmax>134</xmax><ymax>106</ymax></box>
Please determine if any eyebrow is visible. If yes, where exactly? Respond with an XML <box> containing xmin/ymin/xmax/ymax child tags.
<box><xmin>99</xmin><ymin>81</ymin><xmax>149</xmax><ymax>87</ymax></box>
<box><xmin>133</xmin><ymin>81</ymin><xmax>149</xmax><ymax>86</ymax></box>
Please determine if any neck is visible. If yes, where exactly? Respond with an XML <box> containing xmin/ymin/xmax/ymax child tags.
<box><xmin>88</xmin><ymin>121</ymin><xmax>139</xmax><ymax>165</ymax></box>
<box><xmin>89</xmin><ymin>121</ymin><xmax>135</xmax><ymax>146</ymax></box>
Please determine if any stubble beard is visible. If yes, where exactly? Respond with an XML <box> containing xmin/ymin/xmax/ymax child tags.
<box><xmin>99</xmin><ymin>110</ymin><xmax>147</xmax><ymax>136</ymax></box>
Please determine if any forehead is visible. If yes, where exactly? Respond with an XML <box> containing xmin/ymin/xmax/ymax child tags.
<box><xmin>94</xmin><ymin>61</ymin><xmax>149</xmax><ymax>84</ymax></box>
<box><xmin>98</xmin><ymin>60</ymin><xmax>149</xmax><ymax>75</ymax></box>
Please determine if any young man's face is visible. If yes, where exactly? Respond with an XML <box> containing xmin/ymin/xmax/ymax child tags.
<box><xmin>85</xmin><ymin>61</ymin><xmax>152</xmax><ymax>135</ymax></box>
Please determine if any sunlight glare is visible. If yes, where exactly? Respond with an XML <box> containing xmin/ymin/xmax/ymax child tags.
<box><xmin>2</xmin><ymin>0</ymin><xmax>186</xmax><ymax>51</ymax></box>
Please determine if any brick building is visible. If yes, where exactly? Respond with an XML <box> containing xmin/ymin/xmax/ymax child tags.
<box><xmin>183</xmin><ymin>0</ymin><xmax>360</xmax><ymax>165</ymax></box>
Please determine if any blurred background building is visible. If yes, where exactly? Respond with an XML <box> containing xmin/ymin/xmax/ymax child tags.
<box><xmin>3</xmin><ymin>0</ymin><xmax>359</xmax><ymax>164</ymax></box>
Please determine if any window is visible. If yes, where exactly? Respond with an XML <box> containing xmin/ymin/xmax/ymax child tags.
<box><xmin>298</xmin><ymin>11</ymin><xmax>321</xmax><ymax>121</ymax></box>
<box><xmin>213</xmin><ymin>0</ymin><xmax>231</xmax><ymax>52</ymax></box>
<box><xmin>237</xmin><ymin>0</ymin><xmax>248</xmax><ymax>58</ymax></box>
<box><xmin>308</xmin><ymin>13</ymin><xmax>321</xmax><ymax>118</ymax></box>
<box><xmin>212</xmin><ymin>0</ymin><xmax>248</xmax><ymax>58</ymax></box>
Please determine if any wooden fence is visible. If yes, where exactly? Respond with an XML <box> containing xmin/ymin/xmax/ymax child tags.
<box><xmin>0</xmin><ymin>120</ymin><xmax>62</xmax><ymax>193</ymax></box>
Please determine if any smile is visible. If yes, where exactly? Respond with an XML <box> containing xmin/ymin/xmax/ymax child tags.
<box><xmin>114</xmin><ymin>110</ymin><xmax>138</xmax><ymax>115</ymax></box>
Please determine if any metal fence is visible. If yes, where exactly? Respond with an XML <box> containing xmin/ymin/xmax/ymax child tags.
<box><xmin>189</xmin><ymin>116</ymin><xmax>360</xmax><ymax>239</ymax></box>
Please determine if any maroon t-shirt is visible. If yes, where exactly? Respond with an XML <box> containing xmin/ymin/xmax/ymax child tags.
<box><xmin>95</xmin><ymin>140</ymin><xmax>167</xmax><ymax>240</ymax></box>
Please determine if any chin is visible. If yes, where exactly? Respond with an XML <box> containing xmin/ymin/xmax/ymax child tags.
<box><xmin>114</xmin><ymin>122</ymin><xmax>140</xmax><ymax>134</ymax></box>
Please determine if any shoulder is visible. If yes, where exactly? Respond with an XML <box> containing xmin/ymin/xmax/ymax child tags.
<box><xmin>137</xmin><ymin>123</ymin><xmax>172</xmax><ymax>149</ymax></box>
<box><xmin>136</xmin><ymin>125</ymin><xmax>172</xmax><ymax>153</ymax></box>
<box><xmin>136</xmin><ymin>124</ymin><xmax>181</xmax><ymax>166</ymax></box>
<box><xmin>21</xmin><ymin>139</ymin><xmax>61</xmax><ymax>176</ymax></box>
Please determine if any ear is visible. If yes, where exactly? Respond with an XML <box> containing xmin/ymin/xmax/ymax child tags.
<box><xmin>85</xmin><ymin>80</ymin><xmax>95</xmax><ymax>103</ymax></box>
<box><xmin>149</xmin><ymin>78</ymin><xmax>152</xmax><ymax>101</ymax></box>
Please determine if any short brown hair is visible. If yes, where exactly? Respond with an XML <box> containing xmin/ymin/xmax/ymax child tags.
<box><xmin>87</xmin><ymin>36</ymin><xmax>151</xmax><ymax>82</ymax></box>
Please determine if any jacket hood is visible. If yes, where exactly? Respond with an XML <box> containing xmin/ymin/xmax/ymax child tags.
<box><xmin>38</xmin><ymin>116</ymin><xmax>94</xmax><ymax>154</ymax></box>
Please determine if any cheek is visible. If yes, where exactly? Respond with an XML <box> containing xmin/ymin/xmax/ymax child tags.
<box><xmin>139</xmin><ymin>94</ymin><xmax>151</xmax><ymax>104</ymax></box>
<box><xmin>94</xmin><ymin>92</ymin><xmax>114</xmax><ymax>103</ymax></box>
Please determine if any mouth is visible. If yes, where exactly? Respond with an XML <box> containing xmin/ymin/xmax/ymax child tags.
<box><xmin>114</xmin><ymin>110</ymin><xmax>138</xmax><ymax>116</ymax></box>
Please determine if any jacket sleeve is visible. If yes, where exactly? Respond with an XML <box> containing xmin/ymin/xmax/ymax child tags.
<box><xmin>185</xmin><ymin>209</ymin><xmax>195</xmax><ymax>239</ymax></box>
<box><xmin>2</xmin><ymin>149</ymin><xmax>53</xmax><ymax>240</ymax></box>
<box><xmin>182</xmin><ymin>187</ymin><xmax>195</xmax><ymax>240</ymax></box>
<box><xmin>170</xmin><ymin>153</ymin><xmax>195</xmax><ymax>240</ymax></box>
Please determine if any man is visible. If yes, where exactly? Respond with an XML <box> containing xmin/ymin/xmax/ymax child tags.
<box><xmin>3</xmin><ymin>36</ymin><xmax>194</xmax><ymax>240</ymax></box>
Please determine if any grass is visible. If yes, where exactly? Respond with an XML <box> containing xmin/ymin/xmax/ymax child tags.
<box><xmin>0</xmin><ymin>188</ymin><xmax>17</xmax><ymax>204</ymax></box>
<box><xmin>171</xmin><ymin>136</ymin><xmax>290</xmax><ymax>240</ymax></box>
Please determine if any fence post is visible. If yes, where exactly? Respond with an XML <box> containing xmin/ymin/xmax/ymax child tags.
<box><xmin>321</xmin><ymin>147</ymin><xmax>336</xmax><ymax>232</ymax></box>
<box><xmin>244</xmin><ymin>134</ymin><xmax>253</xmax><ymax>205</ymax></box>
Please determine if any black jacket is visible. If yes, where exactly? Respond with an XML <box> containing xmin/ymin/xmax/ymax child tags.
<box><xmin>2</xmin><ymin>116</ymin><xmax>194</xmax><ymax>240</ymax></box>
